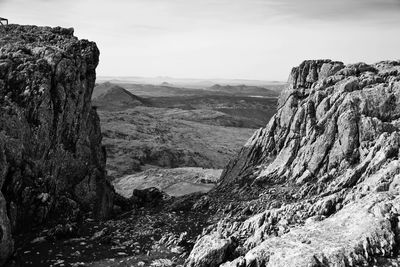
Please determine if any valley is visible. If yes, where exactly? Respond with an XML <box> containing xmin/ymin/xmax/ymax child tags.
<box><xmin>5</xmin><ymin>24</ymin><xmax>400</xmax><ymax>267</ymax></box>
<box><xmin>92</xmin><ymin>81</ymin><xmax>281</xmax><ymax>198</ymax></box>
<box><xmin>6</xmin><ymin>52</ymin><xmax>282</xmax><ymax>265</ymax></box>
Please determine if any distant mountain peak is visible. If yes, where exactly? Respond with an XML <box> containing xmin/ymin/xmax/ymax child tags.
<box><xmin>92</xmin><ymin>82</ymin><xmax>147</xmax><ymax>110</ymax></box>
<box><xmin>161</xmin><ymin>81</ymin><xmax>173</xmax><ymax>86</ymax></box>
<box><xmin>209</xmin><ymin>84</ymin><xmax>280</xmax><ymax>97</ymax></box>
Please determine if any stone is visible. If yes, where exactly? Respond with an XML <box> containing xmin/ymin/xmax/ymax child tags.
<box><xmin>150</xmin><ymin>259</ymin><xmax>174</xmax><ymax>267</ymax></box>
<box><xmin>0</xmin><ymin>193</ymin><xmax>13</xmax><ymax>265</ymax></box>
<box><xmin>0</xmin><ymin>24</ymin><xmax>114</xmax><ymax>263</ymax></box>
<box><xmin>186</xmin><ymin>234</ymin><xmax>235</xmax><ymax>267</ymax></box>
<box><xmin>91</xmin><ymin>228</ymin><xmax>107</xmax><ymax>240</ymax></box>
<box><xmin>171</xmin><ymin>246</ymin><xmax>185</xmax><ymax>254</ymax></box>
<box><xmin>131</xmin><ymin>187</ymin><xmax>166</xmax><ymax>207</ymax></box>
<box><xmin>187</xmin><ymin>59</ymin><xmax>400</xmax><ymax>266</ymax></box>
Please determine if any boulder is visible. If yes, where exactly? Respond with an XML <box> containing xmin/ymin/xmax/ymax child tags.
<box><xmin>186</xmin><ymin>234</ymin><xmax>235</xmax><ymax>267</ymax></box>
<box><xmin>131</xmin><ymin>187</ymin><xmax>166</xmax><ymax>207</ymax></box>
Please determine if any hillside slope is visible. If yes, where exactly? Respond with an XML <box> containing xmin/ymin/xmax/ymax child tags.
<box><xmin>93</xmin><ymin>82</ymin><xmax>278</xmax><ymax>128</ymax></box>
<box><xmin>99</xmin><ymin>107</ymin><xmax>254</xmax><ymax>179</ymax></box>
<box><xmin>208</xmin><ymin>84</ymin><xmax>279</xmax><ymax>97</ymax></box>
<box><xmin>98</xmin><ymin>81</ymin><xmax>284</xmax><ymax>98</ymax></box>
<box><xmin>187</xmin><ymin>60</ymin><xmax>400</xmax><ymax>266</ymax></box>
<box><xmin>147</xmin><ymin>95</ymin><xmax>277</xmax><ymax>128</ymax></box>
<box><xmin>92</xmin><ymin>82</ymin><xmax>148</xmax><ymax>110</ymax></box>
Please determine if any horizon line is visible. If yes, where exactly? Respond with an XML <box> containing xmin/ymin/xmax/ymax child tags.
<box><xmin>96</xmin><ymin>75</ymin><xmax>288</xmax><ymax>83</ymax></box>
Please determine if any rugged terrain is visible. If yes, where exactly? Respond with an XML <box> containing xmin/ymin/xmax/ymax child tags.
<box><xmin>94</xmin><ymin>84</ymin><xmax>263</xmax><ymax>200</ymax></box>
<box><xmin>146</xmin><ymin>95</ymin><xmax>277</xmax><ymax>128</ymax></box>
<box><xmin>91</xmin><ymin>80</ymin><xmax>278</xmax><ymax>182</ymax></box>
<box><xmin>93</xmin><ymin>81</ymin><xmax>278</xmax><ymax>127</ymax></box>
<box><xmin>92</xmin><ymin>79</ymin><xmax>278</xmax><ymax>216</ymax></box>
<box><xmin>186</xmin><ymin>59</ymin><xmax>400</xmax><ymax>266</ymax></box>
<box><xmin>0</xmin><ymin>24</ymin><xmax>279</xmax><ymax>267</ymax></box>
<box><xmin>98</xmin><ymin>82</ymin><xmax>281</xmax><ymax>98</ymax></box>
<box><xmin>0</xmin><ymin>25</ymin><xmax>113</xmax><ymax>264</ymax></box>
<box><xmin>5</xmin><ymin>23</ymin><xmax>400</xmax><ymax>267</ymax></box>
<box><xmin>96</xmin><ymin>76</ymin><xmax>287</xmax><ymax>92</ymax></box>
<box><xmin>114</xmin><ymin>168</ymin><xmax>222</xmax><ymax>197</ymax></box>
<box><xmin>99</xmin><ymin>107</ymin><xmax>255</xmax><ymax>179</ymax></box>
<box><xmin>207</xmin><ymin>84</ymin><xmax>278</xmax><ymax>97</ymax></box>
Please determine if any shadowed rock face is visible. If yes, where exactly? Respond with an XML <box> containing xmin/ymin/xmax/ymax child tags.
<box><xmin>0</xmin><ymin>25</ymin><xmax>114</xmax><ymax>263</ymax></box>
<box><xmin>187</xmin><ymin>59</ymin><xmax>400</xmax><ymax>266</ymax></box>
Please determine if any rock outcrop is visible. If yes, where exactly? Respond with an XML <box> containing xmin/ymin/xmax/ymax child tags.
<box><xmin>0</xmin><ymin>25</ymin><xmax>114</xmax><ymax>263</ymax></box>
<box><xmin>187</xmin><ymin>59</ymin><xmax>400</xmax><ymax>266</ymax></box>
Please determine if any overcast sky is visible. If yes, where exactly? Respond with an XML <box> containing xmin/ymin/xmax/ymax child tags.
<box><xmin>1</xmin><ymin>0</ymin><xmax>400</xmax><ymax>80</ymax></box>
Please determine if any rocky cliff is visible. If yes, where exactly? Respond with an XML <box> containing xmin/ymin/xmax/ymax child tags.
<box><xmin>187</xmin><ymin>59</ymin><xmax>400</xmax><ymax>266</ymax></box>
<box><xmin>0</xmin><ymin>25</ymin><xmax>114</xmax><ymax>264</ymax></box>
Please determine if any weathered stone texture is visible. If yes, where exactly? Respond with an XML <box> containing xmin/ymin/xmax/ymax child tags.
<box><xmin>187</xmin><ymin>59</ymin><xmax>400</xmax><ymax>266</ymax></box>
<box><xmin>0</xmin><ymin>25</ymin><xmax>114</xmax><ymax>264</ymax></box>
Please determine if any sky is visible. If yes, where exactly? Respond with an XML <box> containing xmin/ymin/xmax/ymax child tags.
<box><xmin>1</xmin><ymin>0</ymin><xmax>400</xmax><ymax>81</ymax></box>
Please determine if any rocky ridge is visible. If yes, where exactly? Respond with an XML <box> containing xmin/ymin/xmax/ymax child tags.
<box><xmin>0</xmin><ymin>25</ymin><xmax>114</xmax><ymax>264</ymax></box>
<box><xmin>187</xmin><ymin>59</ymin><xmax>400</xmax><ymax>266</ymax></box>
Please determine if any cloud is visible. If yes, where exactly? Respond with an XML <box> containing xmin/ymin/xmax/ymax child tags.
<box><xmin>263</xmin><ymin>0</ymin><xmax>400</xmax><ymax>24</ymax></box>
<box><xmin>1</xmin><ymin>0</ymin><xmax>399</xmax><ymax>80</ymax></box>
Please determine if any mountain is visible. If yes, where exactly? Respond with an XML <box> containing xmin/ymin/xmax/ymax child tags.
<box><xmin>208</xmin><ymin>84</ymin><xmax>279</xmax><ymax>97</ymax></box>
<box><xmin>96</xmin><ymin>76</ymin><xmax>287</xmax><ymax>90</ymax></box>
<box><xmin>92</xmin><ymin>82</ymin><xmax>148</xmax><ymax>110</ymax></box>
<box><xmin>108</xmin><ymin>83</ymin><xmax>207</xmax><ymax>97</ymax></box>
<box><xmin>95</xmin><ymin>81</ymin><xmax>284</xmax><ymax>98</ymax></box>
<box><xmin>11</xmin><ymin>25</ymin><xmax>400</xmax><ymax>266</ymax></box>
<box><xmin>186</xmin><ymin>59</ymin><xmax>400</xmax><ymax>266</ymax></box>
<box><xmin>0</xmin><ymin>25</ymin><xmax>113</xmax><ymax>264</ymax></box>
<box><xmin>161</xmin><ymin>81</ymin><xmax>173</xmax><ymax>86</ymax></box>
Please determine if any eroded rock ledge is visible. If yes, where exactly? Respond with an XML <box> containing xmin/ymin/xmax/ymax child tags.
<box><xmin>0</xmin><ymin>25</ymin><xmax>114</xmax><ymax>263</ymax></box>
<box><xmin>187</xmin><ymin>59</ymin><xmax>400</xmax><ymax>266</ymax></box>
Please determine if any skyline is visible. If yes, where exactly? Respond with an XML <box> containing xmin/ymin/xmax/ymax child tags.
<box><xmin>1</xmin><ymin>0</ymin><xmax>400</xmax><ymax>81</ymax></box>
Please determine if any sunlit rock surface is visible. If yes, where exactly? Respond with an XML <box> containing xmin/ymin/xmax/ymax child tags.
<box><xmin>187</xmin><ymin>59</ymin><xmax>400</xmax><ymax>266</ymax></box>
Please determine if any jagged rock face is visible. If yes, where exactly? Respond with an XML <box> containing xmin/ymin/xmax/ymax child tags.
<box><xmin>187</xmin><ymin>59</ymin><xmax>400</xmax><ymax>266</ymax></box>
<box><xmin>0</xmin><ymin>25</ymin><xmax>114</xmax><ymax>263</ymax></box>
